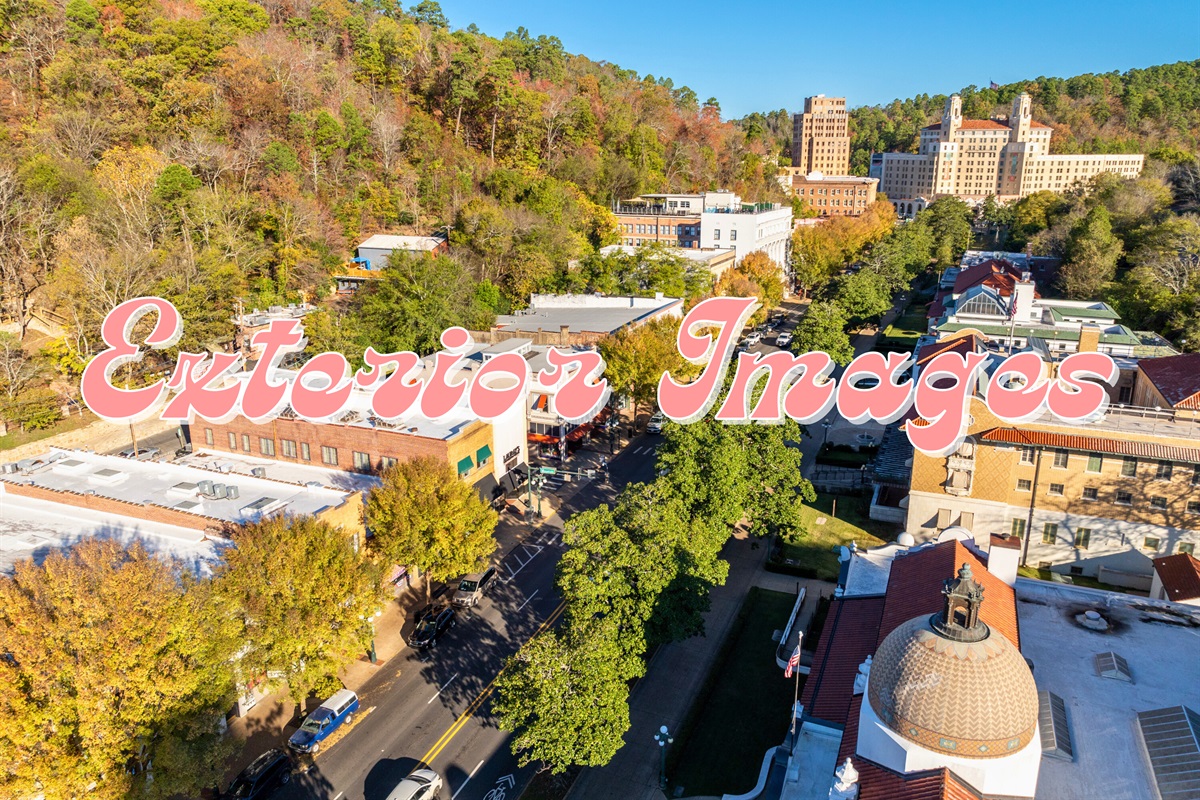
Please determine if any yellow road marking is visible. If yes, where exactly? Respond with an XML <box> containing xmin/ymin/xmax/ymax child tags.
<box><xmin>419</xmin><ymin>600</ymin><xmax>567</xmax><ymax>767</ymax></box>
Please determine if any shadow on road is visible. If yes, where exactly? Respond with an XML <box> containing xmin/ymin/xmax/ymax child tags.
<box><xmin>364</xmin><ymin>757</ymin><xmax>423</xmax><ymax>800</ymax></box>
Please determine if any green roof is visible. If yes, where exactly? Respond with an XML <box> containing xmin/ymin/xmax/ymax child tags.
<box><xmin>1044</xmin><ymin>304</ymin><xmax>1120</xmax><ymax>321</ymax></box>
<box><xmin>935</xmin><ymin>322</ymin><xmax>1139</xmax><ymax>346</ymax></box>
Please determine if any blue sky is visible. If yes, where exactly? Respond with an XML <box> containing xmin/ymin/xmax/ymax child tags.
<box><xmin>436</xmin><ymin>0</ymin><xmax>1199</xmax><ymax>118</ymax></box>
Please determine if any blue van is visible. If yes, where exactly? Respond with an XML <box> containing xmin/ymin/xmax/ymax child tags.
<box><xmin>287</xmin><ymin>689</ymin><xmax>359</xmax><ymax>755</ymax></box>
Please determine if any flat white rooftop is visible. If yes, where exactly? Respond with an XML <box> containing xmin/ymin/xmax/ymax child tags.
<box><xmin>1017</xmin><ymin>579</ymin><xmax>1200</xmax><ymax>800</ymax></box>
<box><xmin>357</xmin><ymin>234</ymin><xmax>446</xmax><ymax>252</ymax></box>
<box><xmin>176</xmin><ymin>450</ymin><xmax>380</xmax><ymax>494</ymax></box>
<box><xmin>0</xmin><ymin>492</ymin><xmax>228</xmax><ymax>576</ymax></box>
<box><xmin>0</xmin><ymin>448</ymin><xmax>355</xmax><ymax>525</ymax></box>
<box><xmin>493</xmin><ymin>293</ymin><xmax>682</xmax><ymax>336</ymax></box>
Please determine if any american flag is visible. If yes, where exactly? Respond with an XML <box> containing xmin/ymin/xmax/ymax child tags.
<box><xmin>784</xmin><ymin>644</ymin><xmax>802</xmax><ymax>678</ymax></box>
<box><xmin>990</xmin><ymin>81</ymin><xmax>1000</xmax><ymax>90</ymax></box>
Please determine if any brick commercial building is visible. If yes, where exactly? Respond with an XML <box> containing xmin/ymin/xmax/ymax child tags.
<box><xmin>791</xmin><ymin>95</ymin><xmax>851</xmax><ymax>176</ymax></box>
<box><xmin>779</xmin><ymin>170</ymin><xmax>879</xmax><ymax>217</ymax></box>
<box><xmin>880</xmin><ymin>93</ymin><xmax>1144</xmax><ymax>217</ymax></box>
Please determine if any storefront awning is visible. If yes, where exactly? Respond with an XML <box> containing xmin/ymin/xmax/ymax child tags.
<box><xmin>473</xmin><ymin>471</ymin><xmax>502</xmax><ymax>504</ymax></box>
<box><xmin>528</xmin><ymin>433</ymin><xmax>560</xmax><ymax>445</ymax></box>
<box><xmin>566</xmin><ymin>423</ymin><xmax>594</xmax><ymax>442</ymax></box>
<box><xmin>457</xmin><ymin>455</ymin><xmax>474</xmax><ymax>475</ymax></box>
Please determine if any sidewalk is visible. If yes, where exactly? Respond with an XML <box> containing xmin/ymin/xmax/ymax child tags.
<box><xmin>567</xmin><ymin>532</ymin><xmax>769</xmax><ymax>800</ymax></box>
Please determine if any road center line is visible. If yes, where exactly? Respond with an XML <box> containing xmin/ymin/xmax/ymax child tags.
<box><xmin>451</xmin><ymin>760</ymin><xmax>486</xmax><ymax>800</ymax></box>
<box><xmin>517</xmin><ymin>589</ymin><xmax>539</xmax><ymax>611</ymax></box>
<box><xmin>333</xmin><ymin>793</ymin><xmax>343</xmax><ymax>800</ymax></box>
<box><xmin>427</xmin><ymin>672</ymin><xmax>460</xmax><ymax>705</ymax></box>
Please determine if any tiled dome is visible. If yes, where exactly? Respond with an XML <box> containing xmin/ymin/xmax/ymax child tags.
<box><xmin>866</xmin><ymin>566</ymin><xmax>1039</xmax><ymax>759</ymax></box>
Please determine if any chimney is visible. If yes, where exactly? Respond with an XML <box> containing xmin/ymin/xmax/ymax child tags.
<box><xmin>1078</xmin><ymin>323</ymin><xmax>1101</xmax><ymax>353</ymax></box>
<box><xmin>1012</xmin><ymin>276</ymin><xmax>1036</xmax><ymax>322</ymax></box>
<box><xmin>988</xmin><ymin>534</ymin><xmax>1021</xmax><ymax>587</ymax></box>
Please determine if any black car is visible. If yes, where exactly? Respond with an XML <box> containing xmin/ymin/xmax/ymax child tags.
<box><xmin>224</xmin><ymin>749</ymin><xmax>292</xmax><ymax>799</ymax></box>
<box><xmin>409</xmin><ymin>604</ymin><xmax>456</xmax><ymax>651</ymax></box>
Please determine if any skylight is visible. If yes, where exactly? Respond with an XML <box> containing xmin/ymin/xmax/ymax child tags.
<box><xmin>1038</xmin><ymin>691</ymin><xmax>1074</xmax><ymax>762</ymax></box>
<box><xmin>1136</xmin><ymin>706</ymin><xmax>1200</xmax><ymax>800</ymax></box>
<box><xmin>1094</xmin><ymin>651</ymin><xmax>1133</xmax><ymax>683</ymax></box>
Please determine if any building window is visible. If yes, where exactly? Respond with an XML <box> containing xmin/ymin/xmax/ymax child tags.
<box><xmin>1180</xmin><ymin>542</ymin><xmax>1196</xmax><ymax>556</ymax></box>
<box><xmin>730</xmin><ymin>230</ymin><xmax>737</xmax><ymax>241</ymax></box>
<box><xmin>1017</xmin><ymin>478</ymin><xmax>1032</xmax><ymax>491</ymax></box>
<box><xmin>713</xmin><ymin>229</ymin><xmax>721</xmax><ymax>241</ymax></box>
<box><xmin>242</xmin><ymin>434</ymin><xmax>251</xmax><ymax>452</ymax></box>
<box><xmin>281</xmin><ymin>439</ymin><xmax>297</xmax><ymax>458</ymax></box>
<box><xmin>381</xmin><ymin>456</ymin><xmax>398</xmax><ymax>470</ymax></box>
<box><xmin>202</xmin><ymin>428</ymin><xmax>213</xmax><ymax>446</ymax></box>
<box><xmin>353</xmin><ymin>451</ymin><xmax>371</xmax><ymax>470</ymax></box>
<box><xmin>1011</xmin><ymin>519</ymin><xmax>1026</xmax><ymax>539</ymax></box>
<box><xmin>259</xmin><ymin>437</ymin><xmax>275</xmax><ymax>456</ymax></box>
<box><xmin>1122</xmin><ymin>457</ymin><xmax>1137</xmax><ymax>477</ymax></box>
<box><xmin>1193</xmin><ymin>465</ymin><xmax>1200</xmax><ymax>486</ymax></box>
<box><xmin>1083</xmin><ymin>487</ymin><xmax>1098</xmax><ymax>501</ymax></box>
<box><xmin>1052</xmin><ymin>449</ymin><xmax>1068</xmax><ymax>468</ymax></box>
<box><xmin>300</xmin><ymin>442</ymin><xmax>310</xmax><ymax>461</ymax></box>
<box><xmin>1042</xmin><ymin>523</ymin><xmax>1059</xmax><ymax>545</ymax></box>
<box><xmin>228</xmin><ymin>432</ymin><xmax>237</xmax><ymax>449</ymax></box>
<box><xmin>1076</xmin><ymin>528</ymin><xmax>1091</xmax><ymax>550</ymax></box>
<box><xmin>321</xmin><ymin>445</ymin><xmax>337</xmax><ymax>466</ymax></box>
<box><xmin>1186</xmin><ymin>501</ymin><xmax>1200</xmax><ymax>514</ymax></box>
<box><xmin>1116</xmin><ymin>490</ymin><xmax>1133</xmax><ymax>505</ymax></box>
<box><xmin>1048</xmin><ymin>483</ymin><xmax>1064</xmax><ymax>496</ymax></box>
<box><xmin>476</xmin><ymin>444</ymin><xmax>492</xmax><ymax>468</ymax></box>
<box><xmin>1019</xmin><ymin>446</ymin><xmax>1035</xmax><ymax>465</ymax></box>
<box><xmin>1156</xmin><ymin>461</ymin><xmax>1173</xmax><ymax>481</ymax></box>
<box><xmin>1086</xmin><ymin>453</ymin><xmax>1103</xmax><ymax>473</ymax></box>
<box><xmin>1151</xmin><ymin>496</ymin><xmax>1167</xmax><ymax>510</ymax></box>
<box><xmin>1143</xmin><ymin>536</ymin><xmax>1161</xmax><ymax>551</ymax></box>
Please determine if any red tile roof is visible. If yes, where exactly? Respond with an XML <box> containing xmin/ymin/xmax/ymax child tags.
<box><xmin>979</xmin><ymin>427</ymin><xmax>1200</xmax><ymax>465</ymax></box>
<box><xmin>916</xmin><ymin>335</ymin><xmax>983</xmax><ymax>367</ymax></box>
<box><xmin>1152</xmin><ymin>553</ymin><xmax>1200</xmax><ymax>602</ymax></box>
<box><xmin>951</xmin><ymin>259</ymin><xmax>1033</xmax><ymax>298</ymax></box>
<box><xmin>922</xmin><ymin>120</ymin><xmax>1012</xmax><ymax>132</ymax></box>
<box><xmin>801</xmin><ymin>596</ymin><xmax>885</xmax><ymax>723</ymax></box>
<box><xmin>1137</xmin><ymin>353</ymin><xmax>1200</xmax><ymax>410</ymax></box>
<box><xmin>1030</xmin><ymin>121</ymin><xmax>1052</xmax><ymax>129</ymax></box>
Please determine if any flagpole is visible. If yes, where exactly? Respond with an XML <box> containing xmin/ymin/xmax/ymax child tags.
<box><xmin>792</xmin><ymin>664</ymin><xmax>800</xmax><ymax>736</ymax></box>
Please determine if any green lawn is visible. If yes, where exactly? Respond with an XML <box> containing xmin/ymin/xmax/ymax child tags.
<box><xmin>775</xmin><ymin>494</ymin><xmax>892</xmax><ymax>580</ymax></box>
<box><xmin>0</xmin><ymin>411</ymin><xmax>95</xmax><ymax>453</ymax></box>
<box><xmin>880</xmin><ymin>306</ymin><xmax>928</xmax><ymax>346</ymax></box>
<box><xmin>668</xmin><ymin>588</ymin><xmax>799</xmax><ymax>797</ymax></box>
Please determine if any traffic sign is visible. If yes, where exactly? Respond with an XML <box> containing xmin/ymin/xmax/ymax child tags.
<box><xmin>539</xmin><ymin>467</ymin><xmax>558</xmax><ymax>475</ymax></box>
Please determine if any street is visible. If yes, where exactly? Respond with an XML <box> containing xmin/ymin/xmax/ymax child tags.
<box><xmin>274</xmin><ymin>433</ymin><xmax>661</xmax><ymax>800</ymax></box>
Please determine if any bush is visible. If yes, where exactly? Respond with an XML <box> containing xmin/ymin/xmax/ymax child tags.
<box><xmin>2</xmin><ymin>388</ymin><xmax>62</xmax><ymax>431</ymax></box>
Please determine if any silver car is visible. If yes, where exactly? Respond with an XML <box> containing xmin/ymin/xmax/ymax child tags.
<box><xmin>453</xmin><ymin>566</ymin><xmax>497</xmax><ymax>608</ymax></box>
<box><xmin>384</xmin><ymin>768</ymin><xmax>443</xmax><ymax>800</ymax></box>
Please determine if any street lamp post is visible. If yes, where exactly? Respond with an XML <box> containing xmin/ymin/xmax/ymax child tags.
<box><xmin>360</xmin><ymin>608</ymin><xmax>383</xmax><ymax>664</ymax></box>
<box><xmin>654</xmin><ymin>724</ymin><xmax>674</xmax><ymax>790</ymax></box>
<box><xmin>821</xmin><ymin>420</ymin><xmax>833</xmax><ymax>450</ymax></box>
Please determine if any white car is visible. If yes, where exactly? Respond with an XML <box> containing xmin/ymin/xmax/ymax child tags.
<box><xmin>775</xmin><ymin>332</ymin><xmax>793</xmax><ymax>347</ymax></box>
<box><xmin>744</xmin><ymin>332</ymin><xmax>762</xmax><ymax>346</ymax></box>
<box><xmin>647</xmin><ymin>412</ymin><xmax>666</xmax><ymax>434</ymax></box>
<box><xmin>384</xmin><ymin>768</ymin><xmax>444</xmax><ymax>800</ymax></box>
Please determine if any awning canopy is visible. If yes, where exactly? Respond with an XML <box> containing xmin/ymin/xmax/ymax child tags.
<box><xmin>457</xmin><ymin>455</ymin><xmax>474</xmax><ymax>475</ymax></box>
<box><xmin>476</xmin><ymin>444</ymin><xmax>492</xmax><ymax>462</ymax></box>
<box><xmin>528</xmin><ymin>433</ymin><xmax>560</xmax><ymax>445</ymax></box>
<box><xmin>473</xmin><ymin>471</ymin><xmax>502</xmax><ymax>504</ymax></box>
<box><xmin>566</xmin><ymin>423</ymin><xmax>594</xmax><ymax>442</ymax></box>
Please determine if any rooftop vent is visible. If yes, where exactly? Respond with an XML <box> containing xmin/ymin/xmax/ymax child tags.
<box><xmin>1094</xmin><ymin>651</ymin><xmax>1133</xmax><ymax>683</ymax></box>
<box><xmin>1136</xmin><ymin>706</ymin><xmax>1200</xmax><ymax>800</ymax></box>
<box><xmin>210</xmin><ymin>483</ymin><xmax>228</xmax><ymax>499</ymax></box>
<box><xmin>1038</xmin><ymin>691</ymin><xmax>1075</xmax><ymax>762</ymax></box>
<box><xmin>52</xmin><ymin>459</ymin><xmax>89</xmax><ymax>476</ymax></box>
<box><xmin>0</xmin><ymin>463</ymin><xmax>16</xmax><ymax>474</ymax></box>
<box><xmin>169</xmin><ymin>482</ymin><xmax>199</xmax><ymax>497</ymax></box>
<box><xmin>251</xmin><ymin>467</ymin><xmax>267</xmax><ymax>478</ymax></box>
<box><xmin>226</xmin><ymin>485</ymin><xmax>240</xmax><ymax>500</ymax></box>
<box><xmin>175</xmin><ymin>500</ymin><xmax>202</xmax><ymax>512</ymax></box>
<box><xmin>89</xmin><ymin>468</ymin><xmax>127</xmax><ymax>486</ymax></box>
<box><xmin>198</xmin><ymin>479</ymin><xmax>214</xmax><ymax>496</ymax></box>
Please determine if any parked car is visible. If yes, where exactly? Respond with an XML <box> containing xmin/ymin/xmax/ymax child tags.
<box><xmin>646</xmin><ymin>412</ymin><xmax>666</xmax><ymax>434</ymax></box>
<box><xmin>287</xmin><ymin>689</ymin><xmax>359</xmax><ymax>755</ymax></box>
<box><xmin>775</xmin><ymin>332</ymin><xmax>793</xmax><ymax>347</ymax></box>
<box><xmin>224</xmin><ymin>749</ymin><xmax>293</xmax><ymax>799</ymax></box>
<box><xmin>453</xmin><ymin>566</ymin><xmax>498</xmax><ymax>608</ymax></box>
<box><xmin>384</xmin><ymin>768</ymin><xmax>445</xmax><ymax>800</ymax></box>
<box><xmin>118</xmin><ymin>447</ymin><xmax>160</xmax><ymax>461</ymax></box>
<box><xmin>409</xmin><ymin>604</ymin><xmax>456</xmax><ymax>651</ymax></box>
<box><xmin>744</xmin><ymin>332</ymin><xmax>762</xmax><ymax>346</ymax></box>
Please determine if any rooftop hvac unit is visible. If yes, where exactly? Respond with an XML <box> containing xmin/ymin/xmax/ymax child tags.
<box><xmin>1</xmin><ymin>463</ymin><xmax>16</xmax><ymax>474</ymax></box>
<box><xmin>211</xmin><ymin>484</ymin><xmax>228</xmax><ymax>499</ymax></box>
<box><xmin>252</xmin><ymin>467</ymin><xmax>267</xmax><ymax>478</ymax></box>
<box><xmin>225</xmin><ymin>485</ymin><xmax>240</xmax><ymax>499</ymax></box>
<box><xmin>198</xmin><ymin>480</ymin><xmax>214</xmax><ymax>496</ymax></box>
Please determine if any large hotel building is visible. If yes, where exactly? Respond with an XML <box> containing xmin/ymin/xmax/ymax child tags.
<box><xmin>783</xmin><ymin>95</ymin><xmax>879</xmax><ymax>218</ymax></box>
<box><xmin>880</xmin><ymin>93</ymin><xmax>1144</xmax><ymax>217</ymax></box>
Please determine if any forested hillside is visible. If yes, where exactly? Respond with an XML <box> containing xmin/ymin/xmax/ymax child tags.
<box><xmin>739</xmin><ymin>61</ymin><xmax>1200</xmax><ymax>175</ymax></box>
<box><xmin>0</xmin><ymin>0</ymin><xmax>783</xmax><ymax>359</ymax></box>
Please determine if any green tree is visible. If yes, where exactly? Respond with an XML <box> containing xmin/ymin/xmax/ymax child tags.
<box><xmin>1062</xmin><ymin>205</ymin><xmax>1123</xmax><ymax>299</ymax></box>
<box><xmin>792</xmin><ymin>301</ymin><xmax>855</xmax><ymax>366</ymax></box>
<box><xmin>493</xmin><ymin>620</ymin><xmax>631</xmax><ymax>774</ymax></box>
<box><xmin>365</xmin><ymin>456</ymin><xmax>498</xmax><ymax>600</ymax></box>
<box><xmin>0</xmin><ymin>540</ymin><xmax>238</xmax><ymax>800</ymax></box>
<box><xmin>923</xmin><ymin>197</ymin><xmax>974</xmax><ymax>265</ymax></box>
<box><xmin>216</xmin><ymin>517</ymin><xmax>385</xmax><ymax>706</ymax></box>
<box><xmin>833</xmin><ymin>269</ymin><xmax>892</xmax><ymax>324</ymax></box>
<box><xmin>599</xmin><ymin>315</ymin><xmax>692</xmax><ymax>423</ymax></box>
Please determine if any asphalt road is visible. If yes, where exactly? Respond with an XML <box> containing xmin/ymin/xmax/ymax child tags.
<box><xmin>275</xmin><ymin>435</ymin><xmax>661</xmax><ymax>800</ymax></box>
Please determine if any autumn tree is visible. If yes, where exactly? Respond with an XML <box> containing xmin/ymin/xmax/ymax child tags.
<box><xmin>0</xmin><ymin>541</ymin><xmax>239</xmax><ymax>800</ymax></box>
<box><xmin>365</xmin><ymin>456</ymin><xmax>499</xmax><ymax>600</ymax></box>
<box><xmin>599</xmin><ymin>315</ymin><xmax>693</xmax><ymax>423</ymax></box>
<box><xmin>216</xmin><ymin>516</ymin><xmax>386</xmax><ymax>706</ymax></box>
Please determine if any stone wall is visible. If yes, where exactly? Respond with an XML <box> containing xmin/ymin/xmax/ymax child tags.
<box><xmin>1</xmin><ymin>416</ymin><xmax>179</xmax><ymax>463</ymax></box>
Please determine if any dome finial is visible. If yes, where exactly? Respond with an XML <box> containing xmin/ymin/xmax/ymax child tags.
<box><xmin>931</xmin><ymin>562</ymin><xmax>988</xmax><ymax>642</ymax></box>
